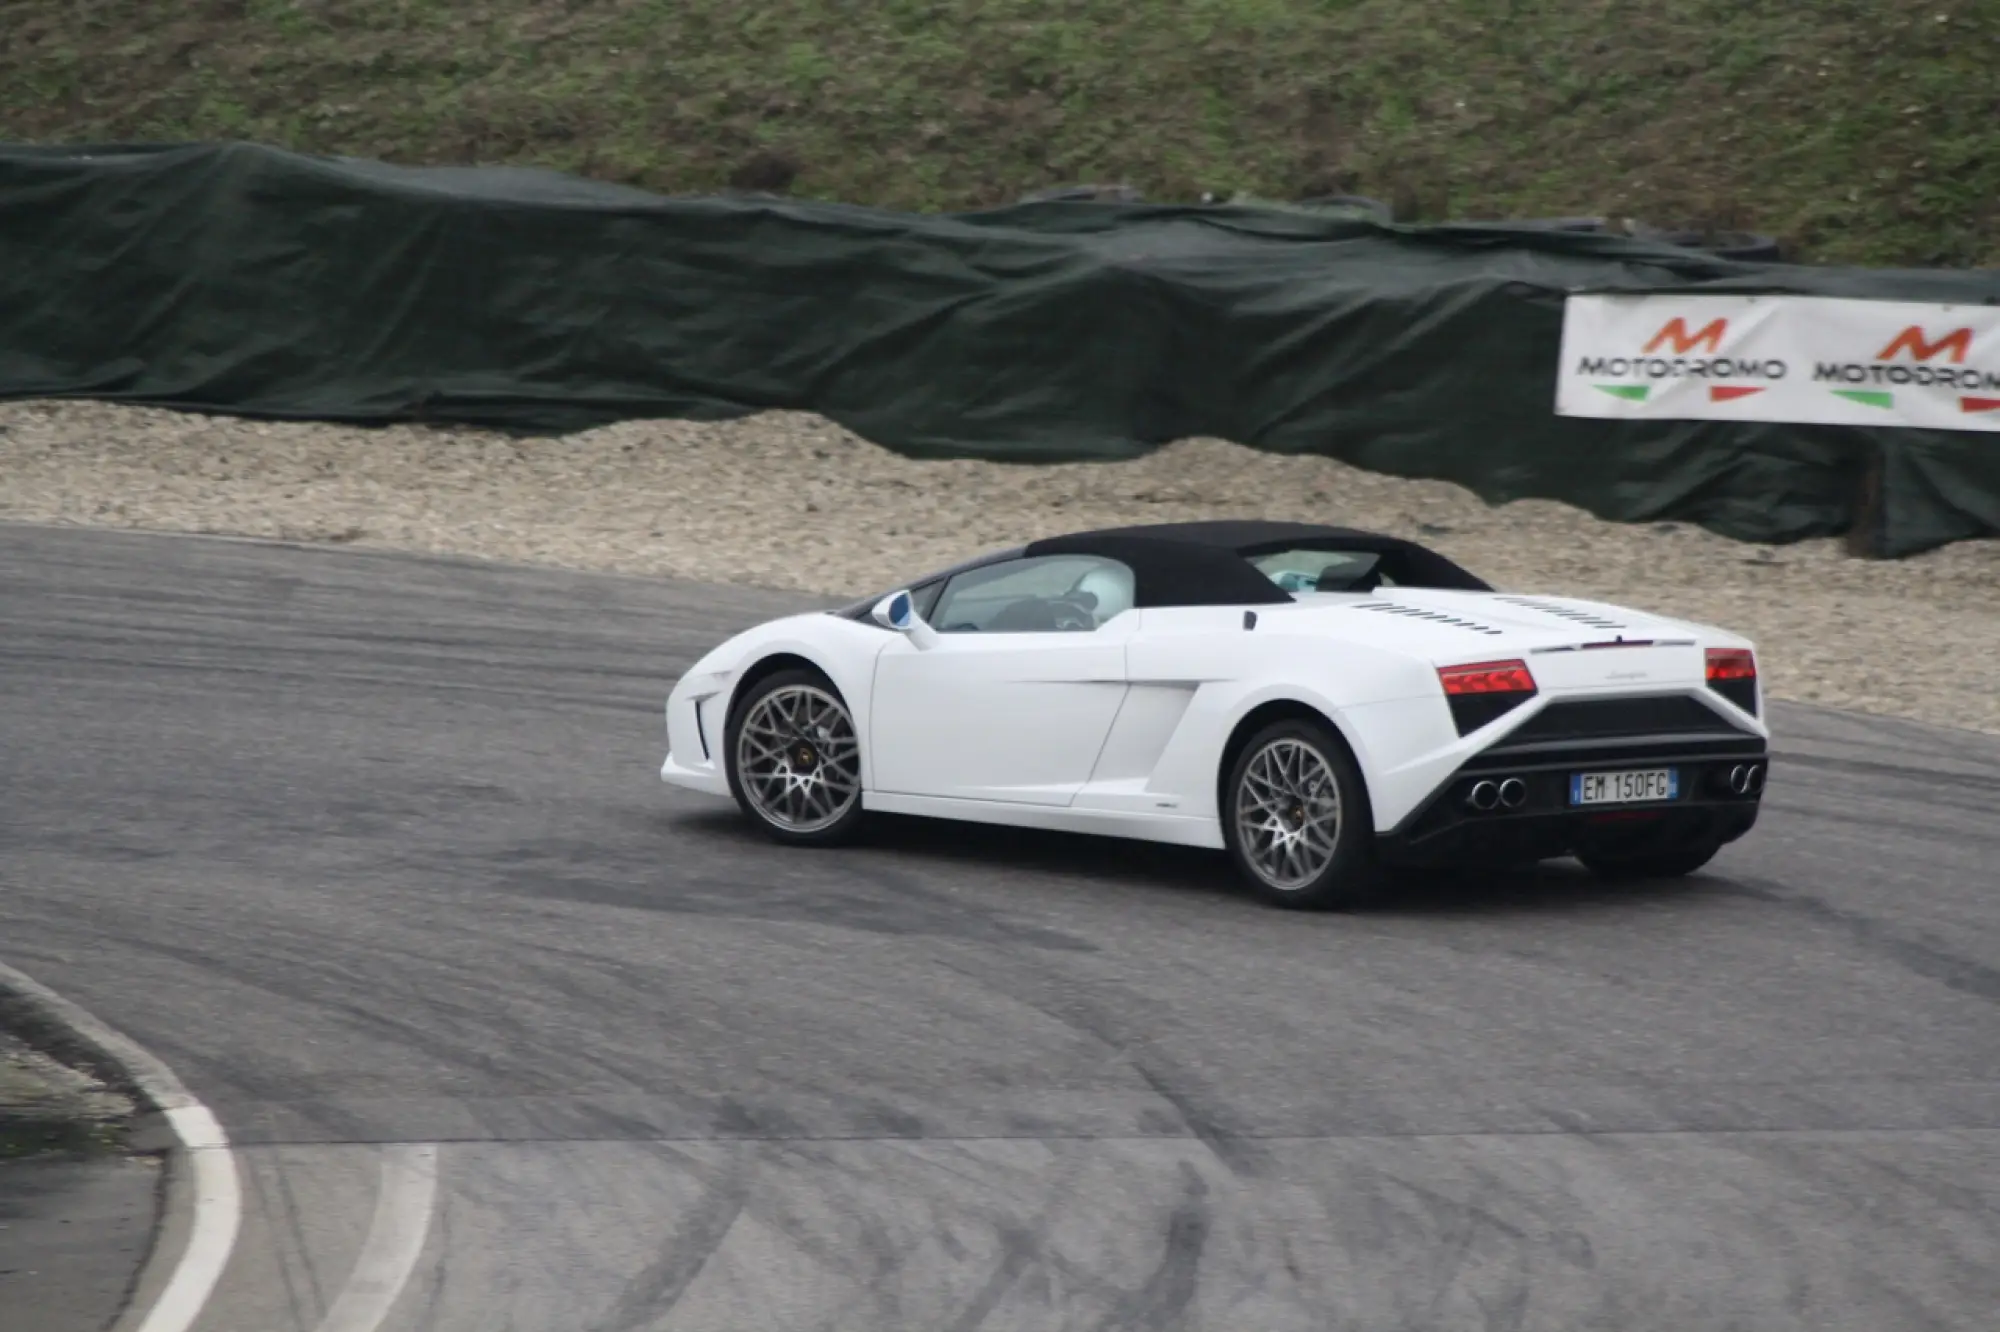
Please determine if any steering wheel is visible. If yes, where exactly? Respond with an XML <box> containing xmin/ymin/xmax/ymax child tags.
<box><xmin>1050</xmin><ymin>585</ymin><xmax>1100</xmax><ymax>632</ymax></box>
<box><xmin>1050</xmin><ymin>596</ymin><xmax>1096</xmax><ymax>632</ymax></box>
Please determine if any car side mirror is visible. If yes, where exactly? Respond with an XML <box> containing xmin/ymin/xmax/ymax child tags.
<box><xmin>871</xmin><ymin>590</ymin><xmax>939</xmax><ymax>649</ymax></box>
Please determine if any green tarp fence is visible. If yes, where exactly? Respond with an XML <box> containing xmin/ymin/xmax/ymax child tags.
<box><xmin>3</xmin><ymin>141</ymin><xmax>1997</xmax><ymax>556</ymax></box>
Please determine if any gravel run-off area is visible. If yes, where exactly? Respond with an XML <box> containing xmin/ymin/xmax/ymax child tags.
<box><xmin>4</xmin><ymin>399</ymin><xmax>1997</xmax><ymax>736</ymax></box>
<box><xmin>0</xmin><ymin>1026</ymin><xmax>135</xmax><ymax>1159</ymax></box>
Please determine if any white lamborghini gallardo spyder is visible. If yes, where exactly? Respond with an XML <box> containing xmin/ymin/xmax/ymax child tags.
<box><xmin>661</xmin><ymin>521</ymin><xmax>1769</xmax><ymax>908</ymax></box>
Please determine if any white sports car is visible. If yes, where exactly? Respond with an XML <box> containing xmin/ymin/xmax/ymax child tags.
<box><xmin>661</xmin><ymin>521</ymin><xmax>1769</xmax><ymax>908</ymax></box>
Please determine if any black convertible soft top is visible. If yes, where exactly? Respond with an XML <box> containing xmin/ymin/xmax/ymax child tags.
<box><xmin>1022</xmin><ymin>520</ymin><xmax>1492</xmax><ymax>605</ymax></box>
<box><xmin>839</xmin><ymin>520</ymin><xmax>1489</xmax><ymax>619</ymax></box>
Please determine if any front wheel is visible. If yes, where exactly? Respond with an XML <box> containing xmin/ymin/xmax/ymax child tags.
<box><xmin>724</xmin><ymin>668</ymin><xmax>866</xmax><ymax>846</ymax></box>
<box><xmin>1222</xmin><ymin>718</ymin><xmax>1382</xmax><ymax>910</ymax></box>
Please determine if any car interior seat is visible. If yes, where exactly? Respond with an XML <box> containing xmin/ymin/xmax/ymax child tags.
<box><xmin>1073</xmin><ymin>565</ymin><xmax>1136</xmax><ymax>624</ymax></box>
<box><xmin>1317</xmin><ymin>560</ymin><xmax>1383</xmax><ymax>593</ymax></box>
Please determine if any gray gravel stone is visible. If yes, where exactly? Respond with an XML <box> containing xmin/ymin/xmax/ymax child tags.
<box><xmin>4</xmin><ymin>399</ymin><xmax>1995</xmax><ymax>734</ymax></box>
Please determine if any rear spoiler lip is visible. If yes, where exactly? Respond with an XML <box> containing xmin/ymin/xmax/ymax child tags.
<box><xmin>1529</xmin><ymin>638</ymin><xmax>1696</xmax><ymax>652</ymax></box>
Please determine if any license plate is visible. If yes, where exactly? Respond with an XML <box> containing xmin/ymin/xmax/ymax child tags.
<box><xmin>1570</xmin><ymin>767</ymin><xmax>1677</xmax><ymax>806</ymax></box>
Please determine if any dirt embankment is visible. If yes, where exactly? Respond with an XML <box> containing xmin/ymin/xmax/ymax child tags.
<box><xmin>4</xmin><ymin>399</ymin><xmax>1997</xmax><ymax>734</ymax></box>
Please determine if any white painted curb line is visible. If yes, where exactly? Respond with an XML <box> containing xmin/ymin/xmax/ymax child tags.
<box><xmin>0</xmin><ymin>962</ymin><xmax>241</xmax><ymax>1332</ymax></box>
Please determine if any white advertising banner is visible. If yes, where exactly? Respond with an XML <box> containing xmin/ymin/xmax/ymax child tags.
<box><xmin>1554</xmin><ymin>294</ymin><xmax>2000</xmax><ymax>432</ymax></box>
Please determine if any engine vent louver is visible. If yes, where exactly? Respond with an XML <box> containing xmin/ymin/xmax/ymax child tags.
<box><xmin>1490</xmin><ymin>595</ymin><xmax>1628</xmax><ymax>631</ymax></box>
<box><xmin>1351</xmin><ymin>602</ymin><xmax>1505</xmax><ymax>636</ymax></box>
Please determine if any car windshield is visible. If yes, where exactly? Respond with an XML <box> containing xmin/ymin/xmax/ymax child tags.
<box><xmin>1247</xmin><ymin>548</ymin><xmax>1391</xmax><ymax>594</ymax></box>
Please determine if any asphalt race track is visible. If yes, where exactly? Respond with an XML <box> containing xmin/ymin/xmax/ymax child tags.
<box><xmin>3</xmin><ymin>522</ymin><xmax>1998</xmax><ymax>1332</ymax></box>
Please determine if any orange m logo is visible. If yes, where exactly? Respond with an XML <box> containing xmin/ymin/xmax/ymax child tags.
<box><xmin>1877</xmin><ymin>325</ymin><xmax>1972</xmax><ymax>363</ymax></box>
<box><xmin>1644</xmin><ymin>317</ymin><xmax>1728</xmax><ymax>355</ymax></box>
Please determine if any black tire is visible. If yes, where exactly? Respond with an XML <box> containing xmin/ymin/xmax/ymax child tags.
<box><xmin>1576</xmin><ymin>838</ymin><xmax>1722</xmax><ymax>881</ymax></box>
<box><xmin>723</xmin><ymin>667</ymin><xmax>867</xmax><ymax>847</ymax></box>
<box><xmin>1221</xmin><ymin>716</ymin><xmax>1383</xmax><ymax>910</ymax></box>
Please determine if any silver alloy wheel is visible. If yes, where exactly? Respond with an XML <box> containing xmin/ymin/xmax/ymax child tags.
<box><xmin>734</xmin><ymin>684</ymin><xmax>862</xmax><ymax>834</ymax></box>
<box><xmin>1234</xmin><ymin>737</ymin><xmax>1344</xmax><ymax>890</ymax></box>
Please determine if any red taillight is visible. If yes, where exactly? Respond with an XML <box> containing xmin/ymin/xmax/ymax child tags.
<box><xmin>1438</xmin><ymin>659</ymin><xmax>1536</xmax><ymax>695</ymax></box>
<box><xmin>1706</xmin><ymin>648</ymin><xmax>1756</xmax><ymax>682</ymax></box>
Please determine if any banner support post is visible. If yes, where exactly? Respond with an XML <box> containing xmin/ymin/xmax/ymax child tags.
<box><xmin>1845</xmin><ymin>439</ymin><xmax>1887</xmax><ymax>559</ymax></box>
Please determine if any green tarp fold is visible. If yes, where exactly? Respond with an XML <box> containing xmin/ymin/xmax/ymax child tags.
<box><xmin>3</xmin><ymin>141</ymin><xmax>1996</xmax><ymax>555</ymax></box>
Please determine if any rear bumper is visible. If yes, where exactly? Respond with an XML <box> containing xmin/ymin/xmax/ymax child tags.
<box><xmin>1375</xmin><ymin>735</ymin><xmax>1768</xmax><ymax>868</ymax></box>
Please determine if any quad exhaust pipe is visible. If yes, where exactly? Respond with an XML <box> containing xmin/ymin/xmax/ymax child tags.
<box><xmin>1466</xmin><ymin>777</ymin><xmax>1530</xmax><ymax>812</ymax></box>
<box><xmin>1728</xmin><ymin>762</ymin><xmax>1767</xmax><ymax>795</ymax></box>
<box><xmin>1467</xmin><ymin>763</ymin><xmax>1765</xmax><ymax>815</ymax></box>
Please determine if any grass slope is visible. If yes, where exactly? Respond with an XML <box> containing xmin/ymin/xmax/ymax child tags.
<box><xmin>2</xmin><ymin>0</ymin><xmax>1995</xmax><ymax>267</ymax></box>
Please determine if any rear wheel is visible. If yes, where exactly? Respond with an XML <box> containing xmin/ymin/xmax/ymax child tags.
<box><xmin>1222</xmin><ymin>717</ymin><xmax>1382</xmax><ymax>910</ymax></box>
<box><xmin>725</xmin><ymin>669</ymin><xmax>866</xmax><ymax>846</ymax></box>
<box><xmin>1576</xmin><ymin>838</ymin><xmax>1722</xmax><ymax>881</ymax></box>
